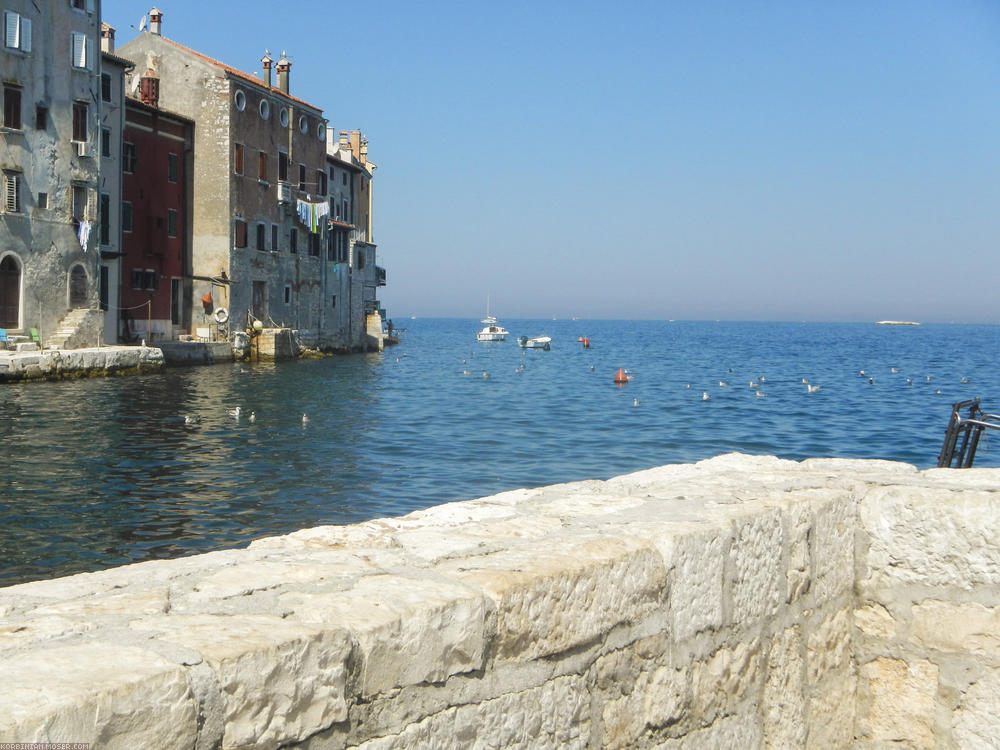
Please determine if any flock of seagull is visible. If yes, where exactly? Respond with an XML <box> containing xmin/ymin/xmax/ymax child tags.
<box><xmin>183</xmin><ymin>406</ymin><xmax>309</xmax><ymax>427</ymax></box>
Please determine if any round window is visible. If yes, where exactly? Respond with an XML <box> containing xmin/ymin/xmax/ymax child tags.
<box><xmin>279</xmin><ymin>107</ymin><xmax>289</xmax><ymax>127</ymax></box>
<box><xmin>317</xmin><ymin>122</ymin><xmax>326</xmax><ymax>141</ymax></box>
<box><xmin>234</xmin><ymin>89</ymin><xmax>246</xmax><ymax>111</ymax></box>
<box><xmin>298</xmin><ymin>115</ymin><xmax>308</xmax><ymax>134</ymax></box>
<box><xmin>259</xmin><ymin>99</ymin><xmax>270</xmax><ymax>120</ymax></box>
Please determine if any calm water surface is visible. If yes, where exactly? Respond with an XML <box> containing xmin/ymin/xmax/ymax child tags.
<box><xmin>2</xmin><ymin>319</ymin><xmax>998</xmax><ymax>584</ymax></box>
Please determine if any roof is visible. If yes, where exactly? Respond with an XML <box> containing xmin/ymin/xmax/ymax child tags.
<box><xmin>102</xmin><ymin>50</ymin><xmax>134</xmax><ymax>68</ymax></box>
<box><xmin>159</xmin><ymin>35</ymin><xmax>322</xmax><ymax>113</ymax></box>
<box><xmin>124</xmin><ymin>94</ymin><xmax>195</xmax><ymax>127</ymax></box>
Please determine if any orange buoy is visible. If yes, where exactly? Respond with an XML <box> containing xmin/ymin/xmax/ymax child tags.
<box><xmin>614</xmin><ymin>367</ymin><xmax>628</xmax><ymax>384</ymax></box>
<box><xmin>582</xmin><ymin>337</ymin><xmax>590</xmax><ymax>348</ymax></box>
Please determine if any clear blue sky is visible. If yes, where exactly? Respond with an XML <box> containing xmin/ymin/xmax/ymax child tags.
<box><xmin>103</xmin><ymin>1</ymin><xmax>1000</xmax><ymax>322</ymax></box>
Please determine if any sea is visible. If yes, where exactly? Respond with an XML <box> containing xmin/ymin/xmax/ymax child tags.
<box><xmin>1</xmin><ymin>319</ymin><xmax>998</xmax><ymax>586</ymax></box>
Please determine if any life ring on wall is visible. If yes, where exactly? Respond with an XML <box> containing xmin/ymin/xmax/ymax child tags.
<box><xmin>214</xmin><ymin>307</ymin><xmax>230</xmax><ymax>324</ymax></box>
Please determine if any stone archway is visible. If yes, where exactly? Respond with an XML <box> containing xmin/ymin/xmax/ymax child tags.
<box><xmin>69</xmin><ymin>264</ymin><xmax>88</xmax><ymax>308</ymax></box>
<box><xmin>0</xmin><ymin>255</ymin><xmax>20</xmax><ymax>328</ymax></box>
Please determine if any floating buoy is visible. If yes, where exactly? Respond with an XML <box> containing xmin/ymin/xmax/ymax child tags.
<box><xmin>582</xmin><ymin>337</ymin><xmax>590</xmax><ymax>348</ymax></box>
<box><xmin>614</xmin><ymin>367</ymin><xmax>629</xmax><ymax>384</ymax></box>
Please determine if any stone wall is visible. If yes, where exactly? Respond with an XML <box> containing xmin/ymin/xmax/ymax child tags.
<box><xmin>0</xmin><ymin>454</ymin><xmax>997</xmax><ymax>748</ymax></box>
<box><xmin>0</xmin><ymin>344</ymin><xmax>163</xmax><ymax>382</ymax></box>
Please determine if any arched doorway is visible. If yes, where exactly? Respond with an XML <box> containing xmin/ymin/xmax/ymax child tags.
<box><xmin>0</xmin><ymin>255</ymin><xmax>20</xmax><ymax>328</ymax></box>
<box><xmin>69</xmin><ymin>264</ymin><xmax>88</xmax><ymax>308</ymax></box>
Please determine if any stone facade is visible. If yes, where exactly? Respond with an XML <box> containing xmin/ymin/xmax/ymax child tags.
<box><xmin>1</xmin><ymin>0</ymin><xmax>103</xmax><ymax>344</ymax></box>
<box><xmin>2</xmin><ymin>454</ymin><xmax>996</xmax><ymax>748</ymax></box>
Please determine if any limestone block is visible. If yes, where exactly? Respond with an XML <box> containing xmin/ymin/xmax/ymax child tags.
<box><xmin>860</xmin><ymin>485</ymin><xmax>1000</xmax><ymax>590</ymax></box>
<box><xmin>910</xmin><ymin>599</ymin><xmax>1000</xmax><ymax>655</ymax></box>
<box><xmin>729</xmin><ymin>508</ymin><xmax>784</xmax><ymax>622</ymax></box>
<box><xmin>281</xmin><ymin>574</ymin><xmax>486</xmax><ymax>697</ymax></box>
<box><xmin>690</xmin><ymin>640</ymin><xmax>760</xmax><ymax>725</ymax></box>
<box><xmin>805</xmin><ymin>671</ymin><xmax>856</xmax><ymax>749</ymax></box>
<box><xmin>784</xmin><ymin>500</ymin><xmax>812</xmax><ymax>604</ymax></box>
<box><xmin>0</xmin><ymin>642</ymin><xmax>197</xmax><ymax>749</ymax></box>
<box><xmin>186</xmin><ymin>554</ymin><xmax>374</xmax><ymax>601</ymax></box>
<box><xmin>654</xmin><ymin>712</ymin><xmax>763</xmax><ymax>749</ymax></box>
<box><xmin>854</xmin><ymin>602</ymin><xmax>897</xmax><ymax>640</ymax></box>
<box><xmin>643</xmin><ymin>665</ymin><xmax>689</xmax><ymax>729</ymax></box>
<box><xmin>439</xmin><ymin>534</ymin><xmax>667</xmax><ymax>662</ymax></box>
<box><xmin>807</xmin><ymin>608</ymin><xmax>851</xmax><ymax>684</ymax></box>
<box><xmin>662</xmin><ymin>523</ymin><xmax>726</xmax><ymax>641</ymax></box>
<box><xmin>129</xmin><ymin>613</ymin><xmax>351</xmax><ymax>750</ymax></box>
<box><xmin>763</xmin><ymin>626</ymin><xmax>806</xmax><ymax>748</ymax></box>
<box><xmin>810</xmin><ymin>492</ymin><xmax>854</xmax><ymax>605</ymax></box>
<box><xmin>351</xmin><ymin>675</ymin><xmax>590</xmax><ymax>750</ymax></box>
<box><xmin>859</xmin><ymin>657</ymin><xmax>938</xmax><ymax>747</ymax></box>
<box><xmin>952</xmin><ymin>668</ymin><xmax>1000</xmax><ymax>748</ymax></box>
<box><xmin>0</xmin><ymin>614</ymin><xmax>97</xmax><ymax>651</ymax></box>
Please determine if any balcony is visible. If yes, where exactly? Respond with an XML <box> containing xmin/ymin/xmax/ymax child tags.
<box><xmin>375</xmin><ymin>265</ymin><xmax>386</xmax><ymax>286</ymax></box>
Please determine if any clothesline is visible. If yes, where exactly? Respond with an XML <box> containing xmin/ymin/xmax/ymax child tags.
<box><xmin>296</xmin><ymin>199</ymin><xmax>329</xmax><ymax>234</ymax></box>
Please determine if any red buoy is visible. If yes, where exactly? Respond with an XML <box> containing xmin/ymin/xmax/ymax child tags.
<box><xmin>614</xmin><ymin>367</ymin><xmax>628</xmax><ymax>384</ymax></box>
<box><xmin>582</xmin><ymin>337</ymin><xmax>590</xmax><ymax>348</ymax></box>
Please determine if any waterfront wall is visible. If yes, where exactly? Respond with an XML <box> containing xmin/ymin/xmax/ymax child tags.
<box><xmin>0</xmin><ymin>345</ymin><xmax>164</xmax><ymax>382</ymax></box>
<box><xmin>1</xmin><ymin>454</ymin><xmax>998</xmax><ymax>748</ymax></box>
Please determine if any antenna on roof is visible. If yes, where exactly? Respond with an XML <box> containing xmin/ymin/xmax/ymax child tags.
<box><xmin>138</xmin><ymin>14</ymin><xmax>147</xmax><ymax>32</ymax></box>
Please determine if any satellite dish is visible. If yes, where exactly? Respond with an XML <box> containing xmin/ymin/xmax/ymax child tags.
<box><xmin>138</xmin><ymin>14</ymin><xmax>147</xmax><ymax>31</ymax></box>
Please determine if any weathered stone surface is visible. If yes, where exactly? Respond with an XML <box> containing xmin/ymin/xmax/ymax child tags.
<box><xmin>691</xmin><ymin>640</ymin><xmax>761</xmax><ymax>725</ymax></box>
<box><xmin>763</xmin><ymin>626</ymin><xmax>806</xmax><ymax>748</ymax></box>
<box><xmin>909</xmin><ymin>599</ymin><xmax>1000</xmax><ymax>656</ymax></box>
<box><xmin>810</xmin><ymin>492</ymin><xmax>854</xmax><ymax>604</ymax></box>
<box><xmin>663</xmin><ymin>523</ymin><xmax>727</xmax><ymax>640</ymax></box>
<box><xmin>860</xmin><ymin>657</ymin><xmax>938</xmax><ymax>747</ymax></box>
<box><xmin>730</xmin><ymin>508</ymin><xmax>784</xmax><ymax>622</ymax></box>
<box><xmin>0</xmin><ymin>643</ymin><xmax>197</xmax><ymax>749</ymax></box>
<box><xmin>805</xmin><ymin>671</ymin><xmax>856</xmax><ymax>749</ymax></box>
<box><xmin>655</xmin><ymin>712</ymin><xmax>763</xmax><ymax>749</ymax></box>
<box><xmin>439</xmin><ymin>533</ymin><xmax>667</xmax><ymax>662</ymax></box>
<box><xmin>807</xmin><ymin>608</ymin><xmax>851</xmax><ymax>684</ymax></box>
<box><xmin>952</xmin><ymin>668</ymin><xmax>1000</xmax><ymax>748</ymax></box>
<box><xmin>281</xmin><ymin>574</ymin><xmax>486</xmax><ymax>697</ymax></box>
<box><xmin>129</xmin><ymin>613</ymin><xmax>351</xmax><ymax>750</ymax></box>
<box><xmin>860</xmin><ymin>485</ymin><xmax>1000</xmax><ymax>590</ymax></box>
<box><xmin>854</xmin><ymin>602</ymin><xmax>897</xmax><ymax>640</ymax></box>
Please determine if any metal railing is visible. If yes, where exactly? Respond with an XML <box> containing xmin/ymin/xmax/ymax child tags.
<box><xmin>937</xmin><ymin>398</ymin><xmax>1000</xmax><ymax>468</ymax></box>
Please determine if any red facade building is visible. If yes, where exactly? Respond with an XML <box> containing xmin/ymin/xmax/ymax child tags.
<box><xmin>121</xmin><ymin>92</ymin><xmax>193</xmax><ymax>341</ymax></box>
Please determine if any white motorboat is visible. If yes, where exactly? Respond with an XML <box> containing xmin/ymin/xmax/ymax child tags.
<box><xmin>517</xmin><ymin>335</ymin><xmax>551</xmax><ymax>350</ymax></box>
<box><xmin>477</xmin><ymin>324</ymin><xmax>509</xmax><ymax>342</ymax></box>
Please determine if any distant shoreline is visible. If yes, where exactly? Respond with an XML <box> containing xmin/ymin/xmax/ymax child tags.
<box><xmin>874</xmin><ymin>320</ymin><xmax>921</xmax><ymax>326</ymax></box>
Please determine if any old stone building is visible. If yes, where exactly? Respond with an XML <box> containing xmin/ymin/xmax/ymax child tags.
<box><xmin>1</xmin><ymin>0</ymin><xmax>104</xmax><ymax>346</ymax></box>
<box><xmin>116</xmin><ymin>9</ymin><xmax>381</xmax><ymax>350</ymax></box>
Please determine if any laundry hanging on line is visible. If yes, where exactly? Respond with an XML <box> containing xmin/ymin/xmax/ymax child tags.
<box><xmin>77</xmin><ymin>220</ymin><xmax>91</xmax><ymax>252</ymax></box>
<box><xmin>296</xmin><ymin>199</ymin><xmax>330</xmax><ymax>234</ymax></box>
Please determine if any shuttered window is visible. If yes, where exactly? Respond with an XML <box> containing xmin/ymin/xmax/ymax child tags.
<box><xmin>71</xmin><ymin>32</ymin><xmax>93</xmax><ymax>70</ymax></box>
<box><xmin>4</xmin><ymin>11</ymin><xmax>31</xmax><ymax>52</ymax></box>
<box><xmin>3</xmin><ymin>85</ymin><xmax>21</xmax><ymax>129</ymax></box>
<box><xmin>2</xmin><ymin>172</ymin><xmax>21</xmax><ymax>213</ymax></box>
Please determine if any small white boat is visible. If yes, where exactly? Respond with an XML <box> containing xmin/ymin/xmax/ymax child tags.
<box><xmin>477</xmin><ymin>324</ymin><xmax>509</xmax><ymax>342</ymax></box>
<box><xmin>517</xmin><ymin>335</ymin><xmax>551</xmax><ymax>350</ymax></box>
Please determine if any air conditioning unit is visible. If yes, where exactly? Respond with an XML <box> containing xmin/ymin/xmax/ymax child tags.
<box><xmin>277</xmin><ymin>181</ymin><xmax>292</xmax><ymax>204</ymax></box>
<box><xmin>74</xmin><ymin>141</ymin><xmax>88</xmax><ymax>157</ymax></box>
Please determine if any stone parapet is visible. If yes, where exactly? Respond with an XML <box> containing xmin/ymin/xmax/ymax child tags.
<box><xmin>0</xmin><ymin>345</ymin><xmax>164</xmax><ymax>382</ymax></box>
<box><xmin>0</xmin><ymin>454</ymin><xmax>997</xmax><ymax>747</ymax></box>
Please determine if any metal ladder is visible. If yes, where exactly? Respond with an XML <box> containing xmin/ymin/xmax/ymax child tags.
<box><xmin>937</xmin><ymin>398</ymin><xmax>1000</xmax><ymax>468</ymax></box>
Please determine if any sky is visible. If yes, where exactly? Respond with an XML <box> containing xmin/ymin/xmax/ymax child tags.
<box><xmin>101</xmin><ymin>0</ymin><xmax>1000</xmax><ymax>323</ymax></box>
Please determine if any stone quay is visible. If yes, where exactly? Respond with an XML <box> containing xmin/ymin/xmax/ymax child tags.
<box><xmin>1</xmin><ymin>453</ymin><xmax>998</xmax><ymax>748</ymax></box>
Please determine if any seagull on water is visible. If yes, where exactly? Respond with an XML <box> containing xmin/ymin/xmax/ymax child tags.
<box><xmin>633</xmin><ymin>397</ymin><xmax>640</xmax><ymax>406</ymax></box>
<box><xmin>228</xmin><ymin>406</ymin><xmax>241</xmax><ymax>419</ymax></box>
<box><xmin>702</xmin><ymin>392</ymin><xmax>711</xmax><ymax>401</ymax></box>
<box><xmin>718</xmin><ymin>381</ymin><xmax>728</xmax><ymax>387</ymax></box>
<box><xmin>749</xmin><ymin>380</ymin><xmax>760</xmax><ymax>388</ymax></box>
<box><xmin>755</xmin><ymin>391</ymin><xmax>767</xmax><ymax>398</ymax></box>
<box><xmin>184</xmin><ymin>415</ymin><xmax>200</xmax><ymax>425</ymax></box>
<box><xmin>248</xmin><ymin>411</ymin><xmax>256</xmax><ymax>424</ymax></box>
<box><xmin>807</xmin><ymin>384</ymin><xmax>820</xmax><ymax>393</ymax></box>
<box><xmin>302</xmin><ymin>413</ymin><xmax>310</xmax><ymax>425</ymax></box>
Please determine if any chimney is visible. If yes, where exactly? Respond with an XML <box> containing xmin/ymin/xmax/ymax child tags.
<box><xmin>100</xmin><ymin>23</ymin><xmax>115</xmax><ymax>53</ymax></box>
<box><xmin>349</xmin><ymin>130</ymin><xmax>361</xmax><ymax>160</ymax></box>
<box><xmin>140</xmin><ymin>69</ymin><xmax>160</xmax><ymax>108</ymax></box>
<box><xmin>276</xmin><ymin>51</ymin><xmax>290</xmax><ymax>94</ymax></box>
<box><xmin>261</xmin><ymin>50</ymin><xmax>274</xmax><ymax>89</ymax></box>
<box><xmin>359</xmin><ymin>138</ymin><xmax>368</xmax><ymax>165</ymax></box>
<box><xmin>149</xmin><ymin>7</ymin><xmax>162</xmax><ymax>36</ymax></box>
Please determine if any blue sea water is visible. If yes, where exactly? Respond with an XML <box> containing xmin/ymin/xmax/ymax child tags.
<box><xmin>1</xmin><ymin>319</ymin><xmax>997</xmax><ymax>585</ymax></box>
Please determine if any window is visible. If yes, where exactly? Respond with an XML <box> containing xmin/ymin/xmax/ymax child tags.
<box><xmin>326</xmin><ymin>233</ymin><xmax>334</xmax><ymax>261</ymax></box>
<box><xmin>258</xmin><ymin>99</ymin><xmax>269</xmax><ymax>120</ymax></box>
<box><xmin>298</xmin><ymin>163</ymin><xmax>306</xmax><ymax>191</ymax></box>
<box><xmin>289</xmin><ymin>228</ymin><xmax>297</xmax><ymax>254</ymax></box>
<box><xmin>308</xmin><ymin>233</ymin><xmax>319</xmax><ymax>257</ymax></box>
<box><xmin>278</xmin><ymin>151</ymin><xmax>288</xmax><ymax>182</ymax></box>
<box><xmin>100</xmin><ymin>193</ymin><xmax>110</xmax><ymax>244</ymax></box>
<box><xmin>317</xmin><ymin>122</ymin><xmax>325</xmax><ymax>141</ymax></box>
<box><xmin>258</xmin><ymin>151</ymin><xmax>267</xmax><ymax>181</ymax></box>
<box><xmin>3</xmin><ymin>85</ymin><xmax>21</xmax><ymax>129</ymax></box>
<box><xmin>356</xmin><ymin>248</ymin><xmax>365</xmax><ymax>270</ymax></box>
<box><xmin>100</xmin><ymin>265</ymin><xmax>109</xmax><ymax>311</ymax></box>
<box><xmin>170</xmin><ymin>278</ymin><xmax>181</xmax><ymax>325</ymax></box>
<box><xmin>71</xmin><ymin>31</ymin><xmax>94</xmax><ymax>70</ymax></box>
<box><xmin>72</xmin><ymin>101</ymin><xmax>88</xmax><ymax>142</ymax></box>
<box><xmin>234</xmin><ymin>89</ymin><xmax>246</xmax><ymax>111</ymax></box>
<box><xmin>101</xmin><ymin>127</ymin><xmax>111</xmax><ymax>158</ymax></box>
<box><xmin>342</xmin><ymin>199</ymin><xmax>349</xmax><ymax>222</ymax></box>
<box><xmin>2</xmin><ymin>172</ymin><xmax>21</xmax><ymax>213</ymax></box>
<box><xmin>342</xmin><ymin>173</ymin><xmax>347</xmax><ymax>186</ymax></box>
<box><xmin>331</xmin><ymin>295</ymin><xmax>336</xmax><ymax>309</ymax></box>
<box><xmin>270</xmin><ymin>223</ymin><xmax>278</xmax><ymax>251</ymax></box>
<box><xmin>317</xmin><ymin>169</ymin><xmax>327</xmax><ymax>196</ymax></box>
<box><xmin>35</xmin><ymin>105</ymin><xmax>46</xmax><ymax>130</ymax></box>
<box><xmin>279</xmin><ymin>107</ymin><xmax>288</xmax><ymax>128</ymax></box>
<box><xmin>256</xmin><ymin>222</ymin><xmax>266</xmax><ymax>250</ymax></box>
<box><xmin>167</xmin><ymin>153</ymin><xmax>178</xmax><ymax>183</ymax></box>
<box><xmin>3</xmin><ymin>11</ymin><xmax>31</xmax><ymax>52</ymax></box>
<box><xmin>72</xmin><ymin>185</ymin><xmax>88</xmax><ymax>222</ymax></box>
<box><xmin>37</xmin><ymin>191</ymin><xmax>47</xmax><ymax>209</ymax></box>
<box><xmin>122</xmin><ymin>142</ymin><xmax>136</xmax><ymax>172</ymax></box>
<box><xmin>298</xmin><ymin>115</ymin><xmax>308</xmax><ymax>134</ymax></box>
<box><xmin>167</xmin><ymin>209</ymin><xmax>177</xmax><ymax>237</ymax></box>
<box><xmin>100</xmin><ymin>72</ymin><xmax>111</xmax><ymax>102</ymax></box>
<box><xmin>122</xmin><ymin>201</ymin><xmax>133</xmax><ymax>232</ymax></box>
<box><xmin>233</xmin><ymin>143</ymin><xmax>244</xmax><ymax>175</ymax></box>
<box><xmin>284</xmin><ymin>285</ymin><xmax>291</xmax><ymax>304</ymax></box>
<box><xmin>234</xmin><ymin>218</ymin><xmax>247</xmax><ymax>247</ymax></box>
<box><xmin>71</xmin><ymin>0</ymin><xmax>96</xmax><ymax>10</ymax></box>
<box><xmin>131</xmin><ymin>269</ymin><xmax>158</xmax><ymax>290</ymax></box>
